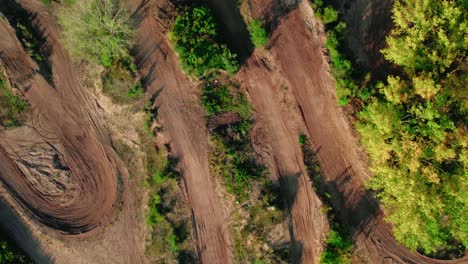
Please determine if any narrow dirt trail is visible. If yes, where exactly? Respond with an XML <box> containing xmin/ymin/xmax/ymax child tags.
<box><xmin>126</xmin><ymin>0</ymin><xmax>232</xmax><ymax>262</ymax></box>
<box><xmin>247</xmin><ymin>1</ymin><xmax>468</xmax><ymax>263</ymax></box>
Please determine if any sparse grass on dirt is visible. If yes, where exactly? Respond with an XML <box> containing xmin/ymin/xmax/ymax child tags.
<box><xmin>169</xmin><ymin>6</ymin><xmax>239</xmax><ymax>77</ymax></box>
<box><xmin>0</xmin><ymin>78</ymin><xmax>28</xmax><ymax>128</ymax></box>
<box><xmin>202</xmin><ymin>76</ymin><xmax>287</xmax><ymax>263</ymax></box>
<box><xmin>247</xmin><ymin>20</ymin><xmax>269</xmax><ymax>48</ymax></box>
<box><xmin>170</xmin><ymin>4</ymin><xmax>288</xmax><ymax>262</ymax></box>
<box><xmin>139</xmin><ymin>103</ymin><xmax>197</xmax><ymax>263</ymax></box>
<box><xmin>300</xmin><ymin>135</ymin><xmax>353</xmax><ymax>264</ymax></box>
<box><xmin>0</xmin><ymin>232</ymin><xmax>32</xmax><ymax>264</ymax></box>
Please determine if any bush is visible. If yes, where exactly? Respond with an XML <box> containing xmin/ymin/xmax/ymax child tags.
<box><xmin>0</xmin><ymin>233</ymin><xmax>31</xmax><ymax>264</ymax></box>
<box><xmin>248</xmin><ymin>20</ymin><xmax>269</xmax><ymax>47</ymax></box>
<box><xmin>0</xmin><ymin>79</ymin><xmax>27</xmax><ymax>128</ymax></box>
<box><xmin>201</xmin><ymin>78</ymin><xmax>251</xmax><ymax>118</ymax></box>
<box><xmin>101</xmin><ymin>62</ymin><xmax>142</xmax><ymax>104</ymax></box>
<box><xmin>58</xmin><ymin>0</ymin><xmax>133</xmax><ymax>66</ymax></box>
<box><xmin>170</xmin><ymin>6</ymin><xmax>238</xmax><ymax>76</ymax></box>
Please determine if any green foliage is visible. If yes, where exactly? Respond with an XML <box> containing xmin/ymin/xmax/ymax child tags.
<box><xmin>311</xmin><ymin>0</ymin><xmax>339</xmax><ymax>24</ymax></box>
<box><xmin>299</xmin><ymin>134</ymin><xmax>308</xmax><ymax>145</ymax></box>
<box><xmin>170</xmin><ymin>6</ymin><xmax>239</xmax><ymax>77</ymax></box>
<box><xmin>357</xmin><ymin>0</ymin><xmax>468</xmax><ymax>254</ymax></box>
<box><xmin>200</xmin><ymin>75</ymin><xmax>285</xmax><ymax>262</ymax></box>
<box><xmin>139</xmin><ymin>106</ymin><xmax>196</xmax><ymax>263</ymax></box>
<box><xmin>0</xmin><ymin>78</ymin><xmax>27</xmax><ymax>128</ymax></box>
<box><xmin>58</xmin><ymin>0</ymin><xmax>133</xmax><ymax>66</ymax></box>
<box><xmin>0</xmin><ymin>233</ymin><xmax>31</xmax><ymax>264</ymax></box>
<box><xmin>248</xmin><ymin>19</ymin><xmax>269</xmax><ymax>47</ymax></box>
<box><xmin>201</xmin><ymin>79</ymin><xmax>251</xmax><ymax>119</ymax></box>
<box><xmin>101</xmin><ymin>62</ymin><xmax>142</xmax><ymax>104</ymax></box>
<box><xmin>320</xmin><ymin>229</ymin><xmax>352</xmax><ymax>264</ymax></box>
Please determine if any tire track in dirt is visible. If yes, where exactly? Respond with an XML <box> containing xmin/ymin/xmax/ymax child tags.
<box><xmin>238</xmin><ymin>55</ymin><xmax>327</xmax><ymax>263</ymax></box>
<box><xmin>248</xmin><ymin>1</ymin><xmax>468</xmax><ymax>263</ymax></box>
<box><xmin>0</xmin><ymin>1</ymin><xmax>146</xmax><ymax>262</ymax></box>
<box><xmin>125</xmin><ymin>0</ymin><xmax>232</xmax><ymax>262</ymax></box>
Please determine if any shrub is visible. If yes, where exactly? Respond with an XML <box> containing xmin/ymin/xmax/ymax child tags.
<box><xmin>101</xmin><ymin>63</ymin><xmax>141</xmax><ymax>103</ymax></box>
<box><xmin>0</xmin><ymin>79</ymin><xmax>27</xmax><ymax>128</ymax></box>
<box><xmin>58</xmin><ymin>0</ymin><xmax>133</xmax><ymax>66</ymax></box>
<box><xmin>0</xmin><ymin>233</ymin><xmax>31</xmax><ymax>264</ymax></box>
<box><xmin>248</xmin><ymin>20</ymin><xmax>269</xmax><ymax>47</ymax></box>
<box><xmin>170</xmin><ymin>6</ymin><xmax>238</xmax><ymax>76</ymax></box>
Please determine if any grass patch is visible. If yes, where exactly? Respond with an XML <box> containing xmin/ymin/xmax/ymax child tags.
<box><xmin>247</xmin><ymin>19</ymin><xmax>269</xmax><ymax>48</ymax></box>
<box><xmin>170</xmin><ymin>4</ymin><xmax>288</xmax><ymax>261</ymax></box>
<box><xmin>169</xmin><ymin>6</ymin><xmax>239</xmax><ymax>77</ymax></box>
<box><xmin>0</xmin><ymin>78</ymin><xmax>28</xmax><ymax>128</ymax></box>
<box><xmin>1</xmin><ymin>5</ymin><xmax>52</xmax><ymax>80</ymax></box>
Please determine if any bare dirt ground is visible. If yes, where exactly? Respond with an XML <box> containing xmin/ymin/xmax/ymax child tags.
<box><xmin>0</xmin><ymin>1</ymin><xmax>146</xmax><ymax>263</ymax></box>
<box><xmin>125</xmin><ymin>0</ymin><xmax>232</xmax><ymax>262</ymax></box>
<box><xmin>241</xmin><ymin>0</ymin><xmax>468</xmax><ymax>263</ymax></box>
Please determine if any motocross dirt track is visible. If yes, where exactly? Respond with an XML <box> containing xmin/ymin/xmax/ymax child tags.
<box><xmin>240</xmin><ymin>0</ymin><xmax>468</xmax><ymax>263</ymax></box>
<box><xmin>126</xmin><ymin>0</ymin><xmax>232</xmax><ymax>262</ymax></box>
<box><xmin>0</xmin><ymin>1</ymin><xmax>146</xmax><ymax>263</ymax></box>
<box><xmin>0</xmin><ymin>0</ymin><xmax>467</xmax><ymax>263</ymax></box>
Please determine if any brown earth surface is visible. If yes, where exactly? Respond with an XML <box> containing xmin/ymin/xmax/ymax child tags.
<box><xmin>125</xmin><ymin>0</ymin><xmax>232</xmax><ymax>262</ymax></box>
<box><xmin>0</xmin><ymin>0</ymin><xmax>467</xmax><ymax>263</ymax></box>
<box><xmin>0</xmin><ymin>0</ymin><xmax>146</xmax><ymax>263</ymax></box>
<box><xmin>241</xmin><ymin>0</ymin><xmax>468</xmax><ymax>263</ymax></box>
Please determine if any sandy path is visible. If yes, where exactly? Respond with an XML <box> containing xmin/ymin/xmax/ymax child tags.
<box><xmin>125</xmin><ymin>0</ymin><xmax>232</xmax><ymax>262</ymax></box>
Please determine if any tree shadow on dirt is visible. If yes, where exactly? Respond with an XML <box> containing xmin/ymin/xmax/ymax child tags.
<box><xmin>202</xmin><ymin>0</ymin><xmax>254</xmax><ymax>64</ymax></box>
<box><xmin>301</xmin><ymin>143</ymin><xmax>380</xmax><ymax>243</ymax></box>
<box><xmin>0</xmin><ymin>198</ymin><xmax>53</xmax><ymax>264</ymax></box>
<box><xmin>278</xmin><ymin>172</ymin><xmax>304</xmax><ymax>264</ymax></box>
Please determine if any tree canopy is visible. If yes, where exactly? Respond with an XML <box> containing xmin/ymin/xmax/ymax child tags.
<box><xmin>58</xmin><ymin>0</ymin><xmax>133</xmax><ymax>66</ymax></box>
<box><xmin>358</xmin><ymin>0</ymin><xmax>467</xmax><ymax>253</ymax></box>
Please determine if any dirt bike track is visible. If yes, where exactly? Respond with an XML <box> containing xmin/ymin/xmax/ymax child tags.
<box><xmin>0</xmin><ymin>0</ymin><xmax>466</xmax><ymax>263</ymax></box>
<box><xmin>239</xmin><ymin>0</ymin><xmax>468</xmax><ymax>263</ymax></box>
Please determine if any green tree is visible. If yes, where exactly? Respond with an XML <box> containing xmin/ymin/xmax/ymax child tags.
<box><xmin>58</xmin><ymin>0</ymin><xmax>133</xmax><ymax>66</ymax></box>
<box><xmin>358</xmin><ymin>0</ymin><xmax>467</xmax><ymax>254</ymax></box>
<box><xmin>169</xmin><ymin>6</ymin><xmax>238</xmax><ymax>76</ymax></box>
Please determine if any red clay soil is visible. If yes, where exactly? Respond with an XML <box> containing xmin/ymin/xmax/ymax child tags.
<box><xmin>125</xmin><ymin>0</ymin><xmax>232</xmax><ymax>263</ymax></box>
<box><xmin>0</xmin><ymin>1</ymin><xmax>145</xmax><ymax>263</ymax></box>
<box><xmin>242</xmin><ymin>0</ymin><xmax>468</xmax><ymax>263</ymax></box>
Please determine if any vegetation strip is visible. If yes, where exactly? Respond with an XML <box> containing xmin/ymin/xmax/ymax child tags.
<box><xmin>0</xmin><ymin>78</ymin><xmax>28</xmax><ymax>129</ymax></box>
<box><xmin>312</xmin><ymin>0</ymin><xmax>467</xmax><ymax>256</ymax></box>
<box><xmin>138</xmin><ymin>104</ymin><xmax>197</xmax><ymax>263</ymax></box>
<box><xmin>170</xmin><ymin>5</ymin><xmax>289</xmax><ymax>262</ymax></box>
<box><xmin>300</xmin><ymin>135</ymin><xmax>352</xmax><ymax>264</ymax></box>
